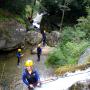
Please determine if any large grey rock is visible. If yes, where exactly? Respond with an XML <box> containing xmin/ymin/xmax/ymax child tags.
<box><xmin>32</xmin><ymin>45</ymin><xmax>55</xmax><ymax>55</ymax></box>
<box><xmin>69</xmin><ymin>79</ymin><xmax>90</xmax><ymax>90</ymax></box>
<box><xmin>0</xmin><ymin>39</ymin><xmax>6</xmax><ymax>48</ymax></box>
<box><xmin>47</xmin><ymin>31</ymin><xmax>60</xmax><ymax>47</ymax></box>
<box><xmin>25</xmin><ymin>31</ymin><xmax>42</xmax><ymax>45</ymax></box>
<box><xmin>78</xmin><ymin>48</ymin><xmax>90</xmax><ymax>64</ymax></box>
<box><xmin>0</xmin><ymin>19</ymin><xmax>26</xmax><ymax>51</ymax></box>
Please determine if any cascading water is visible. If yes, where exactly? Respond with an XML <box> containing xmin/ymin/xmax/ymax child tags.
<box><xmin>35</xmin><ymin>68</ymin><xmax>90</xmax><ymax>90</ymax></box>
<box><xmin>32</xmin><ymin>13</ymin><xmax>43</xmax><ymax>29</ymax></box>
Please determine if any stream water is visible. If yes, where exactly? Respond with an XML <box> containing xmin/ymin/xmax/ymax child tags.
<box><xmin>0</xmin><ymin>49</ymin><xmax>90</xmax><ymax>90</ymax></box>
<box><xmin>0</xmin><ymin>49</ymin><xmax>54</xmax><ymax>90</ymax></box>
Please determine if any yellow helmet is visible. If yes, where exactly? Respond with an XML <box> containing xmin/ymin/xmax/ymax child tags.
<box><xmin>25</xmin><ymin>60</ymin><xmax>33</xmax><ymax>67</ymax></box>
<box><xmin>18</xmin><ymin>49</ymin><xmax>21</xmax><ymax>52</ymax></box>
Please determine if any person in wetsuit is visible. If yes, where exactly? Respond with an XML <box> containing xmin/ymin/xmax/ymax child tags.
<box><xmin>22</xmin><ymin>60</ymin><xmax>41</xmax><ymax>90</ymax></box>
<box><xmin>37</xmin><ymin>44</ymin><xmax>42</xmax><ymax>61</ymax></box>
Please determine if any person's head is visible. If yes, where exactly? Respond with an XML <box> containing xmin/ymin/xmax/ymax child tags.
<box><xmin>25</xmin><ymin>60</ymin><xmax>34</xmax><ymax>71</ymax></box>
<box><xmin>44</xmin><ymin>30</ymin><xmax>46</xmax><ymax>33</ymax></box>
<box><xmin>38</xmin><ymin>44</ymin><xmax>41</xmax><ymax>47</ymax></box>
<box><xmin>18</xmin><ymin>49</ymin><xmax>21</xmax><ymax>52</ymax></box>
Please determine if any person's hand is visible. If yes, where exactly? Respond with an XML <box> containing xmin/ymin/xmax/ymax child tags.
<box><xmin>29</xmin><ymin>84</ymin><xmax>34</xmax><ymax>88</ymax></box>
<box><xmin>37</xmin><ymin>82</ymin><xmax>41</xmax><ymax>87</ymax></box>
<box><xmin>21</xmin><ymin>54</ymin><xmax>24</xmax><ymax>57</ymax></box>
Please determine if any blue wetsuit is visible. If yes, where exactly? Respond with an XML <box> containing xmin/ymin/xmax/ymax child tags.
<box><xmin>42</xmin><ymin>32</ymin><xmax>46</xmax><ymax>46</ymax></box>
<box><xmin>16</xmin><ymin>52</ymin><xmax>21</xmax><ymax>65</ymax></box>
<box><xmin>22</xmin><ymin>69</ymin><xmax>40</xmax><ymax>86</ymax></box>
<box><xmin>37</xmin><ymin>47</ymin><xmax>42</xmax><ymax>61</ymax></box>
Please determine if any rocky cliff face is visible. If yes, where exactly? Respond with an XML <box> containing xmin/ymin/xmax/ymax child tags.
<box><xmin>0</xmin><ymin>19</ymin><xmax>26</xmax><ymax>51</ymax></box>
<box><xmin>0</xmin><ymin>19</ymin><xmax>61</xmax><ymax>51</ymax></box>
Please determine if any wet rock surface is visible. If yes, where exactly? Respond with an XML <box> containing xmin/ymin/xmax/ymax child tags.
<box><xmin>69</xmin><ymin>79</ymin><xmax>90</xmax><ymax>90</ymax></box>
<box><xmin>25</xmin><ymin>31</ymin><xmax>42</xmax><ymax>45</ymax></box>
<box><xmin>78</xmin><ymin>48</ymin><xmax>90</xmax><ymax>64</ymax></box>
<box><xmin>47</xmin><ymin>31</ymin><xmax>60</xmax><ymax>47</ymax></box>
<box><xmin>0</xmin><ymin>19</ymin><xmax>26</xmax><ymax>51</ymax></box>
<box><xmin>0</xmin><ymin>48</ymin><xmax>54</xmax><ymax>90</ymax></box>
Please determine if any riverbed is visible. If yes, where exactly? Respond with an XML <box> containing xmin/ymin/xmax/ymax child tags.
<box><xmin>0</xmin><ymin>49</ymin><xmax>54</xmax><ymax>90</ymax></box>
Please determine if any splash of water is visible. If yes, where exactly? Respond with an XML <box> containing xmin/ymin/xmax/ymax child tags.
<box><xmin>35</xmin><ymin>68</ymin><xmax>90</xmax><ymax>90</ymax></box>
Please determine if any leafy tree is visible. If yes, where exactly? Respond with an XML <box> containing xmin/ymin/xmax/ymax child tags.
<box><xmin>40</xmin><ymin>0</ymin><xmax>89</xmax><ymax>31</ymax></box>
<box><xmin>0</xmin><ymin>0</ymin><xmax>32</xmax><ymax>15</ymax></box>
<box><xmin>75</xmin><ymin>7</ymin><xmax>90</xmax><ymax>40</ymax></box>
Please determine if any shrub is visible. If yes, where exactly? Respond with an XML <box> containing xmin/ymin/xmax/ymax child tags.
<box><xmin>46</xmin><ymin>48</ymin><xmax>67</xmax><ymax>68</ymax></box>
<box><xmin>46</xmin><ymin>41</ymin><xmax>89</xmax><ymax>68</ymax></box>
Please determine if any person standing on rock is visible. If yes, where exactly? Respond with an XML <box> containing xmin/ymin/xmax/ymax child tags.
<box><xmin>37</xmin><ymin>44</ymin><xmax>42</xmax><ymax>61</ymax></box>
<box><xmin>22</xmin><ymin>60</ymin><xmax>41</xmax><ymax>90</ymax></box>
<box><xmin>42</xmin><ymin>30</ymin><xmax>46</xmax><ymax>46</ymax></box>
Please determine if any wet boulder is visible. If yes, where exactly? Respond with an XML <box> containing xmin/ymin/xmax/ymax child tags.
<box><xmin>69</xmin><ymin>79</ymin><xmax>90</xmax><ymax>90</ymax></box>
<box><xmin>47</xmin><ymin>31</ymin><xmax>60</xmax><ymax>47</ymax></box>
<box><xmin>0</xmin><ymin>19</ymin><xmax>26</xmax><ymax>51</ymax></box>
<box><xmin>25</xmin><ymin>31</ymin><xmax>42</xmax><ymax>45</ymax></box>
<box><xmin>78</xmin><ymin>48</ymin><xmax>90</xmax><ymax>64</ymax></box>
<box><xmin>32</xmin><ymin>45</ymin><xmax>55</xmax><ymax>55</ymax></box>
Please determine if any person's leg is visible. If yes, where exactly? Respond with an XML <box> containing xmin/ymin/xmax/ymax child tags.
<box><xmin>37</xmin><ymin>54</ymin><xmax>40</xmax><ymax>61</ymax></box>
<box><xmin>28</xmin><ymin>86</ymin><xmax>34</xmax><ymax>90</ymax></box>
<box><xmin>17</xmin><ymin>57</ymin><xmax>20</xmax><ymax>65</ymax></box>
<box><xmin>33</xmin><ymin>81</ymin><xmax>41</xmax><ymax>87</ymax></box>
<box><xmin>43</xmin><ymin>39</ymin><xmax>46</xmax><ymax>46</ymax></box>
<box><xmin>38</xmin><ymin>54</ymin><xmax>40</xmax><ymax>61</ymax></box>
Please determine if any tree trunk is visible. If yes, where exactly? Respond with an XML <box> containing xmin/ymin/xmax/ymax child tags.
<box><xmin>60</xmin><ymin>10</ymin><xmax>65</xmax><ymax>32</ymax></box>
<box><xmin>31</xmin><ymin>0</ymin><xmax>36</xmax><ymax>19</ymax></box>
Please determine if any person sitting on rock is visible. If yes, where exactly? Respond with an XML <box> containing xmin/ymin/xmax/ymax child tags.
<box><xmin>22</xmin><ymin>60</ymin><xmax>41</xmax><ymax>90</ymax></box>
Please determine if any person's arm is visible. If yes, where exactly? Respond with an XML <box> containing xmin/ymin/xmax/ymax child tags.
<box><xmin>37</xmin><ymin>48</ymin><xmax>38</xmax><ymax>53</ymax></box>
<box><xmin>35</xmin><ymin>70</ymin><xmax>40</xmax><ymax>81</ymax></box>
<box><xmin>40</xmin><ymin>48</ymin><xmax>42</xmax><ymax>54</ymax></box>
<box><xmin>22</xmin><ymin>72</ymin><xmax>29</xmax><ymax>86</ymax></box>
<box><xmin>35</xmin><ymin>70</ymin><xmax>41</xmax><ymax>87</ymax></box>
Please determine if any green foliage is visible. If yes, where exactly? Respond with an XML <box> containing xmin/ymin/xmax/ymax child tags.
<box><xmin>64</xmin><ymin>41</ymin><xmax>89</xmax><ymax>64</ymax></box>
<box><xmin>46</xmin><ymin>10</ymin><xmax>90</xmax><ymax>67</ymax></box>
<box><xmin>25</xmin><ymin>5</ymin><xmax>32</xmax><ymax>18</ymax></box>
<box><xmin>0</xmin><ymin>0</ymin><xmax>32</xmax><ymax>15</ymax></box>
<box><xmin>15</xmin><ymin>16</ymin><xmax>26</xmax><ymax>27</ymax></box>
<box><xmin>0</xmin><ymin>8</ymin><xmax>26</xmax><ymax>27</ymax></box>
<box><xmin>61</xmin><ymin>26</ymin><xmax>86</xmax><ymax>44</ymax></box>
<box><xmin>0</xmin><ymin>9</ymin><xmax>13</xmax><ymax>21</ymax></box>
<box><xmin>46</xmin><ymin>48</ymin><xmax>67</xmax><ymax>68</ymax></box>
<box><xmin>75</xmin><ymin>7</ymin><xmax>90</xmax><ymax>40</ymax></box>
<box><xmin>0</xmin><ymin>0</ymin><xmax>40</xmax><ymax>29</ymax></box>
<box><xmin>46</xmin><ymin>41</ymin><xmax>89</xmax><ymax>68</ymax></box>
<box><xmin>34</xmin><ymin>1</ymin><xmax>40</xmax><ymax>13</ymax></box>
<box><xmin>40</xmin><ymin>0</ymin><xmax>88</xmax><ymax>23</ymax></box>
